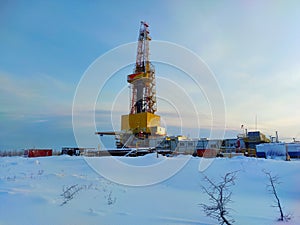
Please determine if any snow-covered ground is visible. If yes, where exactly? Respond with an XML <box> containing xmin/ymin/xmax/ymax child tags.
<box><xmin>0</xmin><ymin>154</ymin><xmax>299</xmax><ymax>225</ymax></box>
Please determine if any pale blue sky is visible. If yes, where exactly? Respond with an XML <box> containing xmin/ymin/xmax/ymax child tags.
<box><xmin>1</xmin><ymin>0</ymin><xmax>300</xmax><ymax>149</ymax></box>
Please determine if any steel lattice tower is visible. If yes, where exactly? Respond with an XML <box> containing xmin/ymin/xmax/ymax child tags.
<box><xmin>127</xmin><ymin>21</ymin><xmax>157</xmax><ymax>115</ymax></box>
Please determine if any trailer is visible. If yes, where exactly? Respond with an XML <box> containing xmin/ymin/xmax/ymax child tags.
<box><xmin>286</xmin><ymin>142</ymin><xmax>300</xmax><ymax>158</ymax></box>
<box><xmin>156</xmin><ymin>136</ymin><xmax>197</xmax><ymax>155</ymax></box>
<box><xmin>257</xmin><ymin>142</ymin><xmax>300</xmax><ymax>159</ymax></box>
<box><xmin>24</xmin><ymin>149</ymin><xmax>52</xmax><ymax>158</ymax></box>
<box><xmin>195</xmin><ymin>139</ymin><xmax>222</xmax><ymax>157</ymax></box>
<box><xmin>61</xmin><ymin>147</ymin><xmax>84</xmax><ymax>156</ymax></box>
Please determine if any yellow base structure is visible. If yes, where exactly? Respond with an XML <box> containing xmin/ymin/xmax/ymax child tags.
<box><xmin>121</xmin><ymin>112</ymin><xmax>161</xmax><ymax>134</ymax></box>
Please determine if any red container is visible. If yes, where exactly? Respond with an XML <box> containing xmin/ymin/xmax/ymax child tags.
<box><xmin>24</xmin><ymin>149</ymin><xmax>52</xmax><ymax>157</ymax></box>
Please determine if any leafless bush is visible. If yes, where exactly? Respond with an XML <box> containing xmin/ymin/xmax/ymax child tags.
<box><xmin>263</xmin><ymin>170</ymin><xmax>292</xmax><ymax>222</ymax></box>
<box><xmin>106</xmin><ymin>190</ymin><xmax>116</xmax><ymax>205</ymax></box>
<box><xmin>60</xmin><ymin>184</ymin><xmax>83</xmax><ymax>206</ymax></box>
<box><xmin>200</xmin><ymin>171</ymin><xmax>238</xmax><ymax>225</ymax></box>
<box><xmin>0</xmin><ymin>150</ymin><xmax>23</xmax><ymax>157</ymax></box>
<box><xmin>60</xmin><ymin>183</ymin><xmax>117</xmax><ymax>206</ymax></box>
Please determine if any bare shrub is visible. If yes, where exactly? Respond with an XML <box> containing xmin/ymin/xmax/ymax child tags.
<box><xmin>60</xmin><ymin>184</ymin><xmax>83</xmax><ymax>206</ymax></box>
<box><xmin>263</xmin><ymin>170</ymin><xmax>292</xmax><ymax>222</ymax></box>
<box><xmin>200</xmin><ymin>171</ymin><xmax>238</xmax><ymax>225</ymax></box>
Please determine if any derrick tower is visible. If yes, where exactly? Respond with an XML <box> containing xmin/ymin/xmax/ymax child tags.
<box><xmin>120</xmin><ymin>21</ymin><xmax>165</xmax><ymax>147</ymax></box>
<box><xmin>128</xmin><ymin>21</ymin><xmax>156</xmax><ymax>114</ymax></box>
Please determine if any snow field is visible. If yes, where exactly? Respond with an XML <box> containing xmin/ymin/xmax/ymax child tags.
<box><xmin>0</xmin><ymin>154</ymin><xmax>299</xmax><ymax>225</ymax></box>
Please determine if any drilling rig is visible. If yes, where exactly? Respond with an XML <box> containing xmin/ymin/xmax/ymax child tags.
<box><xmin>119</xmin><ymin>21</ymin><xmax>165</xmax><ymax>148</ymax></box>
<box><xmin>96</xmin><ymin>21</ymin><xmax>165</xmax><ymax>148</ymax></box>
